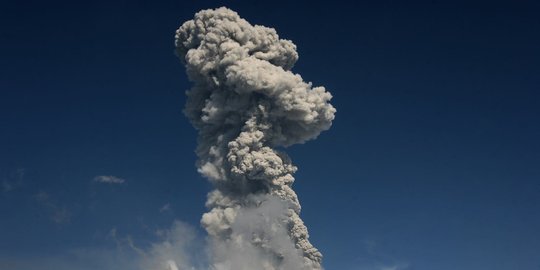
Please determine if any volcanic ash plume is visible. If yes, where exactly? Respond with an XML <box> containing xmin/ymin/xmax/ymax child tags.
<box><xmin>175</xmin><ymin>7</ymin><xmax>336</xmax><ymax>270</ymax></box>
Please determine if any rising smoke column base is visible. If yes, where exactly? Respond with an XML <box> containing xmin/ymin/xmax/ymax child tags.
<box><xmin>175</xmin><ymin>7</ymin><xmax>336</xmax><ymax>270</ymax></box>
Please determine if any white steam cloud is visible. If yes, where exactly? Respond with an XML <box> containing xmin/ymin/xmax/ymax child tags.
<box><xmin>175</xmin><ymin>7</ymin><xmax>336</xmax><ymax>270</ymax></box>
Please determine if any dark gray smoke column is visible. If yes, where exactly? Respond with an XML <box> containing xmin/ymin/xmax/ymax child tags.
<box><xmin>175</xmin><ymin>7</ymin><xmax>336</xmax><ymax>270</ymax></box>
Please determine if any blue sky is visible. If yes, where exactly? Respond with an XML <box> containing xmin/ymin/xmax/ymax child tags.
<box><xmin>1</xmin><ymin>0</ymin><xmax>539</xmax><ymax>269</ymax></box>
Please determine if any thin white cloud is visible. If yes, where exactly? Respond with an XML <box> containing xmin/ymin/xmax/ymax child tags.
<box><xmin>35</xmin><ymin>191</ymin><xmax>71</xmax><ymax>224</ymax></box>
<box><xmin>354</xmin><ymin>239</ymin><xmax>410</xmax><ymax>270</ymax></box>
<box><xmin>2</xmin><ymin>180</ymin><xmax>13</xmax><ymax>192</ymax></box>
<box><xmin>159</xmin><ymin>203</ymin><xmax>171</xmax><ymax>213</ymax></box>
<box><xmin>379</xmin><ymin>263</ymin><xmax>410</xmax><ymax>270</ymax></box>
<box><xmin>0</xmin><ymin>221</ymin><xmax>201</xmax><ymax>270</ymax></box>
<box><xmin>93</xmin><ymin>175</ymin><xmax>126</xmax><ymax>184</ymax></box>
<box><xmin>2</xmin><ymin>168</ymin><xmax>26</xmax><ymax>193</ymax></box>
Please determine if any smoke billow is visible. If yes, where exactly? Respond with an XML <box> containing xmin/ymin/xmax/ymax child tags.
<box><xmin>175</xmin><ymin>7</ymin><xmax>336</xmax><ymax>270</ymax></box>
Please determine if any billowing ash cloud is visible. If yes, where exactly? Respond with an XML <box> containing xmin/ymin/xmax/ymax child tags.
<box><xmin>175</xmin><ymin>7</ymin><xmax>336</xmax><ymax>270</ymax></box>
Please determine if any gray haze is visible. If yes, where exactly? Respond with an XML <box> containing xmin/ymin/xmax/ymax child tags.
<box><xmin>175</xmin><ymin>7</ymin><xmax>336</xmax><ymax>270</ymax></box>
